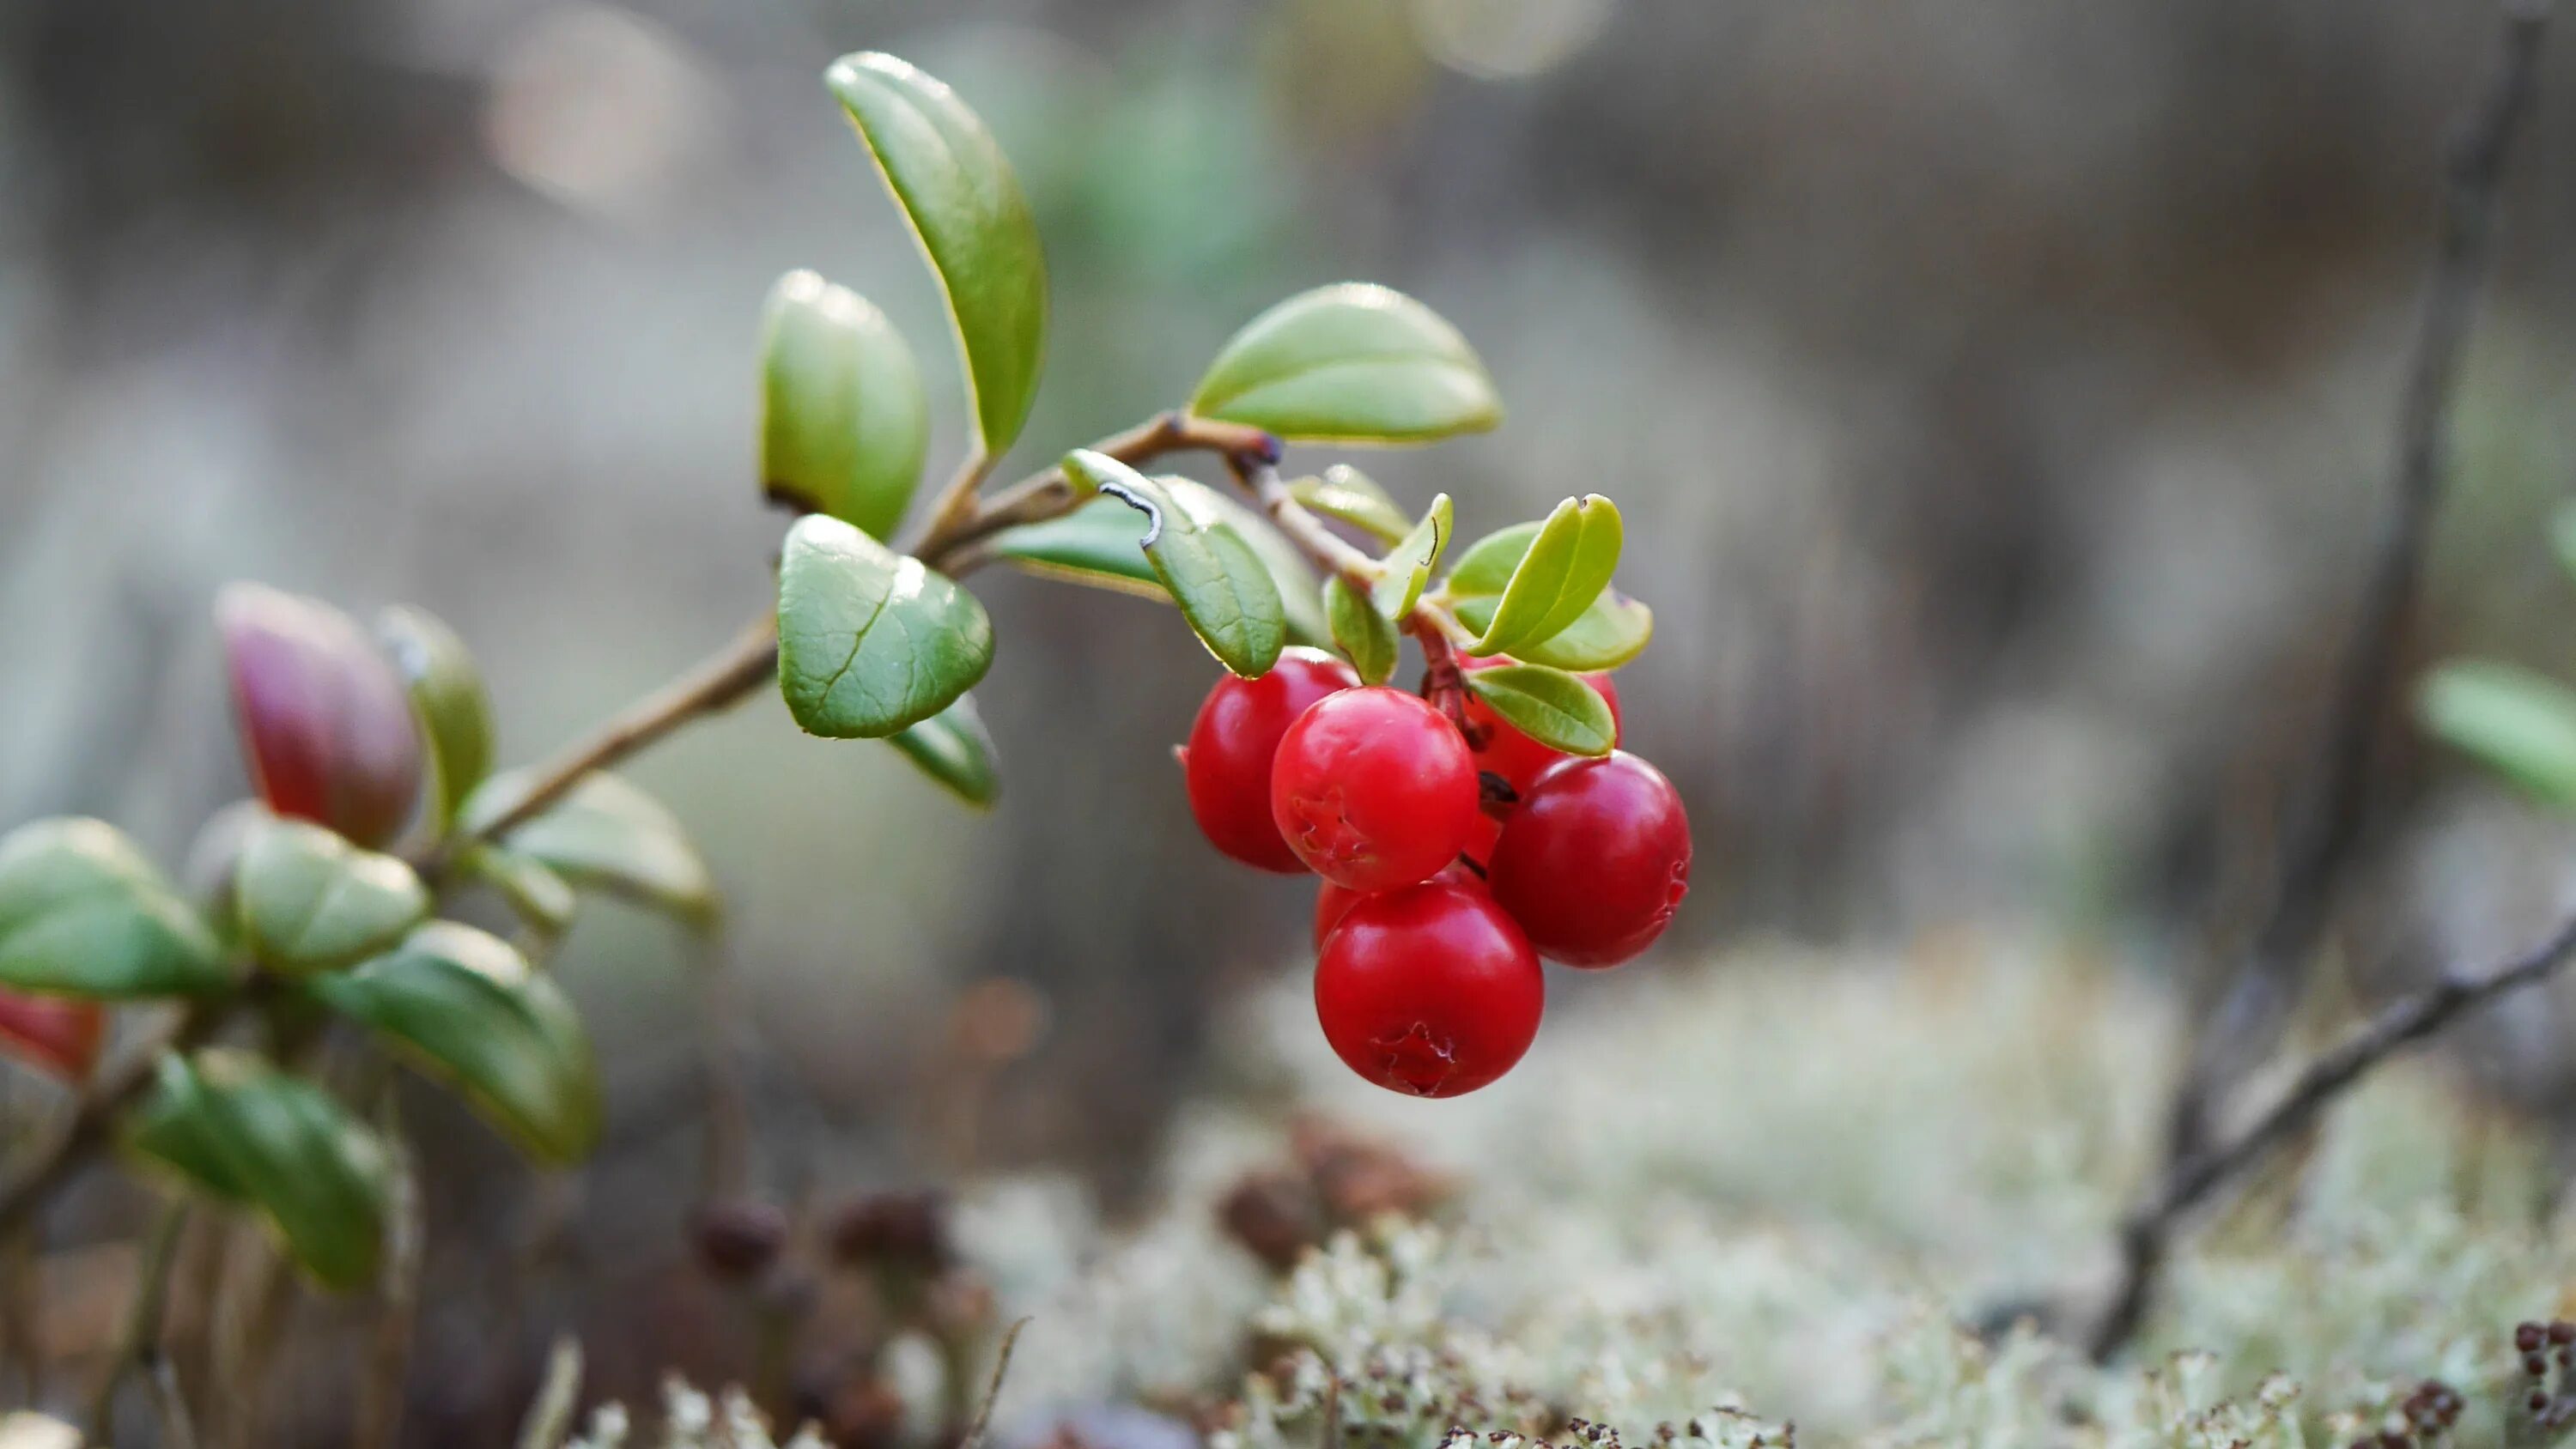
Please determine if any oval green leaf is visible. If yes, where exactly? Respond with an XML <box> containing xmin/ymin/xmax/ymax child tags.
<box><xmin>825</xmin><ymin>52</ymin><xmax>1048</xmax><ymax>457</ymax></box>
<box><xmin>888</xmin><ymin>694</ymin><xmax>1000</xmax><ymax>809</ymax></box>
<box><xmin>981</xmin><ymin>482</ymin><xmax>1329</xmax><ymax>648</ymax></box>
<box><xmin>1324</xmin><ymin>578</ymin><xmax>1400</xmax><ymax>685</ymax></box>
<box><xmin>124</xmin><ymin>1049</ymin><xmax>391</xmax><ymax>1290</ymax></box>
<box><xmin>454</xmin><ymin>846</ymin><xmax>579</xmax><ymax>937</ymax></box>
<box><xmin>1060</xmin><ymin>452</ymin><xmax>1285</xmax><ymax>677</ymax></box>
<box><xmin>0</xmin><ymin>818</ymin><xmax>229</xmax><ymax>998</ymax></box>
<box><xmin>1461</xmin><ymin>664</ymin><xmax>1617</xmax><ymax>757</ymax></box>
<box><xmin>1188</xmin><ymin>283</ymin><xmax>1501</xmax><ymax>445</ymax></box>
<box><xmin>1464</xmin><ymin>496</ymin><xmax>1622</xmax><ymax>658</ymax></box>
<box><xmin>759</xmin><ymin>269</ymin><xmax>930</xmax><ymax>538</ymax></box>
<box><xmin>2418</xmin><ymin>659</ymin><xmax>2576</xmax><ymax>808</ymax></box>
<box><xmin>1370</xmin><ymin>493</ymin><xmax>1452</xmax><ymax>623</ymax></box>
<box><xmin>778</xmin><ymin>512</ymin><xmax>996</xmax><ymax>740</ymax></box>
<box><xmin>1443</xmin><ymin>521</ymin><xmax>1540</xmax><ymax>597</ymax></box>
<box><xmin>1450</xmin><ymin>589</ymin><xmax>1653</xmax><ymax>672</ymax></box>
<box><xmin>376</xmin><ymin>605</ymin><xmax>494</xmax><ymax>830</ymax></box>
<box><xmin>458</xmin><ymin>771</ymin><xmax>717</xmax><ymax>924</ymax></box>
<box><xmin>233</xmin><ymin>816</ymin><xmax>428</xmax><ymax>976</ymax></box>
<box><xmin>309</xmin><ymin>922</ymin><xmax>603</xmax><ymax>1166</ymax></box>
<box><xmin>1291</xmin><ymin>465</ymin><xmax>1412</xmax><ymax>544</ymax></box>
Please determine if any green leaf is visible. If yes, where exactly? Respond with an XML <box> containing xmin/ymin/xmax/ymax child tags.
<box><xmin>1060</xmin><ymin>452</ymin><xmax>1285</xmax><ymax>677</ymax></box>
<box><xmin>375</xmin><ymin>605</ymin><xmax>494</xmax><ymax>830</ymax></box>
<box><xmin>453</xmin><ymin>846</ymin><xmax>579</xmax><ymax>937</ymax></box>
<box><xmin>1443</xmin><ymin>521</ymin><xmax>1540</xmax><ymax>597</ymax></box>
<box><xmin>2553</xmin><ymin>502</ymin><xmax>2576</xmax><ymax>587</ymax></box>
<box><xmin>777</xmin><ymin>512</ymin><xmax>995</xmax><ymax>740</ymax></box>
<box><xmin>981</xmin><ymin>482</ymin><xmax>1329</xmax><ymax>648</ymax></box>
<box><xmin>759</xmin><ymin>270</ymin><xmax>931</xmax><ymax>538</ymax></box>
<box><xmin>1450</xmin><ymin>590</ymin><xmax>1653</xmax><ymax>671</ymax></box>
<box><xmin>825</xmin><ymin>52</ymin><xmax>1048</xmax><ymax>457</ymax></box>
<box><xmin>124</xmin><ymin>1050</ymin><xmax>391</xmax><ymax>1290</ymax></box>
<box><xmin>887</xmin><ymin>694</ymin><xmax>1000</xmax><ymax>809</ymax></box>
<box><xmin>233</xmin><ymin>817</ymin><xmax>428</xmax><ymax>976</ymax></box>
<box><xmin>1370</xmin><ymin>493</ymin><xmax>1452</xmax><ymax>623</ymax></box>
<box><xmin>1291</xmin><ymin>466</ymin><xmax>1412</xmax><ymax>544</ymax></box>
<box><xmin>2418</xmin><ymin>660</ymin><xmax>2576</xmax><ymax>808</ymax></box>
<box><xmin>458</xmin><ymin>772</ymin><xmax>718</xmax><ymax>924</ymax></box>
<box><xmin>1324</xmin><ymin>578</ymin><xmax>1400</xmax><ymax>685</ymax></box>
<box><xmin>1463</xmin><ymin>496</ymin><xmax>1622</xmax><ymax>658</ymax></box>
<box><xmin>1188</xmin><ymin>283</ymin><xmax>1501</xmax><ymax>444</ymax></box>
<box><xmin>0</xmin><ymin>819</ymin><xmax>228</xmax><ymax>998</ymax></box>
<box><xmin>309</xmin><ymin>922</ymin><xmax>603</xmax><ymax>1166</ymax></box>
<box><xmin>1461</xmin><ymin>664</ymin><xmax>1618</xmax><ymax>757</ymax></box>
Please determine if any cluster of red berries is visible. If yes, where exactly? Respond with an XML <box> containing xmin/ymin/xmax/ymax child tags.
<box><xmin>1179</xmin><ymin>647</ymin><xmax>1690</xmax><ymax>1098</ymax></box>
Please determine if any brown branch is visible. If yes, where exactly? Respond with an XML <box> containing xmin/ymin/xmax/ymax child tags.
<box><xmin>2100</xmin><ymin>0</ymin><xmax>2553</xmax><ymax>1359</ymax></box>
<box><xmin>2092</xmin><ymin>906</ymin><xmax>2576</xmax><ymax>1359</ymax></box>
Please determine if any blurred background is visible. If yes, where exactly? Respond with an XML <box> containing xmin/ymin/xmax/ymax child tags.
<box><xmin>6</xmin><ymin>0</ymin><xmax>2576</xmax><ymax>1440</ymax></box>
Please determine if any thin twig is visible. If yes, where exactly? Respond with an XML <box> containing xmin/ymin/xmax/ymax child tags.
<box><xmin>2093</xmin><ymin>907</ymin><xmax>2576</xmax><ymax>1360</ymax></box>
<box><xmin>1230</xmin><ymin>459</ymin><xmax>1382</xmax><ymax>587</ymax></box>
<box><xmin>2100</xmin><ymin>0</ymin><xmax>2554</xmax><ymax>1359</ymax></box>
<box><xmin>88</xmin><ymin>1200</ymin><xmax>191</xmax><ymax>1445</ymax></box>
<box><xmin>957</xmin><ymin>1317</ymin><xmax>1031</xmax><ymax>1449</ymax></box>
<box><xmin>514</xmin><ymin>1336</ymin><xmax>585</xmax><ymax>1449</ymax></box>
<box><xmin>0</xmin><ymin>1003</ymin><xmax>218</xmax><ymax>1238</ymax></box>
<box><xmin>355</xmin><ymin>1090</ymin><xmax>423</xmax><ymax>1449</ymax></box>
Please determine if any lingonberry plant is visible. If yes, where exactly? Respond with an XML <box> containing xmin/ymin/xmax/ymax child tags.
<box><xmin>0</xmin><ymin>45</ymin><xmax>1679</xmax><ymax>1435</ymax></box>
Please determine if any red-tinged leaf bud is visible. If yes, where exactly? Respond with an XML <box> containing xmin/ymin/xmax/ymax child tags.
<box><xmin>216</xmin><ymin>584</ymin><xmax>422</xmax><ymax>848</ymax></box>
<box><xmin>0</xmin><ymin>990</ymin><xmax>105</xmax><ymax>1081</ymax></box>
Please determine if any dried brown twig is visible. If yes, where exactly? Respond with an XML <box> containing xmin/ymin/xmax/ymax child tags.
<box><xmin>2093</xmin><ymin>0</ymin><xmax>2555</xmax><ymax>1360</ymax></box>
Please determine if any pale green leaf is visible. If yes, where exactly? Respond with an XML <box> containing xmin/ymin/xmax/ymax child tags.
<box><xmin>1188</xmin><ymin>283</ymin><xmax>1501</xmax><ymax>444</ymax></box>
<box><xmin>887</xmin><ymin>694</ymin><xmax>1000</xmax><ymax>809</ymax></box>
<box><xmin>0</xmin><ymin>819</ymin><xmax>229</xmax><ymax>999</ymax></box>
<box><xmin>1465</xmin><ymin>495</ymin><xmax>1622</xmax><ymax>658</ymax></box>
<box><xmin>1461</xmin><ymin>664</ymin><xmax>1617</xmax><ymax>757</ymax></box>
<box><xmin>458</xmin><ymin>772</ymin><xmax>717</xmax><ymax>924</ymax></box>
<box><xmin>233</xmin><ymin>817</ymin><xmax>428</xmax><ymax>976</ymax></box>
<box><xmin>124</xmin><ymin>1050</ymin><xmax>391</xmax><ymax>1290</ymax></box>
<box><xmin>1370</xmin><ymin>493</ymin><xmax>1452</xmax><ymax>623</ymax></box>
<box><xmin>1325</xmin><ymin>578</ymin><xmax>1400</xmax><ymax>685</ymax></box>
<box><xmin>1291</xmin><ymin>466</ymin><xmax>1412</xmax><ymax>544</ymax></box>
<box><xmin>826</xmin><ymin>52</ymin><xmax>1048</xmax><ymax>456</ymax></box>
<box><xmin>1451</xmin><ymin>589</ymin><xmax>1653</xmax><ymax>671</ymax></box>
<box><xmin>375</xmin><ymin>605</ymin><xmax>494</xmax><ymax>831</ymax></box>
<box><xmin>1060</xmin><ymin>452</ymin><xmax>1285</xmax><ymax>677</ymax></box>
<box><xmin>309</xmin><ymin>922</ymin><xmax>602</xmax><ymax>1166</ymax></box>
<box><xmin>2418</xmin><ymin>659</ymin><xmax>2576</xmax><ymax>808</ymax></box>
<box><xmin>759</xmin><ymin>269</ymin><xmax>930</xmax><ymax>538</ymax></box>
<box><xmin>776</xmin><ymin>513</ymin><xmax>994</xmax><ymax>739</ymax></box>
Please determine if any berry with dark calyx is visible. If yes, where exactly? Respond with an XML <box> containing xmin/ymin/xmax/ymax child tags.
<box><xmin>1183</xmin><ymin>648</ymin><xmax>1360</xmax><ymax>872</ymax></box>
<box><xmin>1488</xmin><ymin>750</ymin><xmax>1690</xmax><ymax>967</ymax></box>
<box><xmin>1272</xmin><ymin>687</ymin><xmax>1479</xmax><ymax>892</ymax></box>
<box><xmin>1314</xmin><ymin>879</ymin><xmax>1542</xmax><ymax>1097</ymax></box>
<box><xmin>1461</xmin><ymin>655</ymin><xmax>1620</xmax><ymax>792</ymax></box>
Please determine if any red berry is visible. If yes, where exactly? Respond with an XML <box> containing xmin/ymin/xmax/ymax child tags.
<box><xmin>1313</xmin><ymin>860</ymin><xmax>1487</xmax><ymax>950</ymax></box>
<box><xmin>1314</xmin><ymin>880</ymin><xmax>1542</xmax><ymax>1097</ymax></box>
<box><xmin>1183</xmin><ymin>648</ymin><xmax>1359</xmax><ymax>872</ymax></box>
<box><xmin>1488</xmin><ymin>751</ymin><xmax>1689</xmax><ymax>967</ymax></box>
<box><xmin>0</xmin><ymin>991</ymin><xmax>104</xmax><ymax>1082</ymax></box>
<box><xmin>1270</xmin><ymin>687</ymin><xmax>1479</xmax><ymax>892</ymax></box>
<box><xmin>1461</xmin><ymin>657</ymin><xmax>1620</xmax><ymax>793</ymax></box>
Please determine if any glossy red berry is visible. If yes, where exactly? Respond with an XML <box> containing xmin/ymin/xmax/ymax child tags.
<box><xmin>1182</xmin><ymin>648</ymin><xmax>1359</xmax><ymax>872</ymax></box>
<box><xmin>1270</xmin><ymin>687</ymin><xmax>1479</xmax><ymax>892</ymax></box>
<box><xmin>1488</xmin><ymin>750</ymin><xmax>1690</xmax><ymax>967</ymax></box>
<box><xmin>1313</xmin><ymin>860</ymin><xmax>1487</xmax><ymax>950</ymax></box>
<box><xmin>1314</xmin><ymin>880</ymin><xmax>1542</xmax><ymax>1097</ymax></box>
<box><xmin>1461</xmin><ymin>656</ymin><xmax>1620</xmax><ymax>793</ymax></box>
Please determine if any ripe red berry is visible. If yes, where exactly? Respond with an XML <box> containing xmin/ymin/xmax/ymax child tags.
<box><xmin>1182</xmin><ymin>648</ymin><xmax>1359</xmax><ymax>872</ymax></box>
<box><xmin>1270</xmin><ymin>687</ymin><xmax>1479</xmax><ymax>892</ymax></box>
<box><xmin>1314</xmin><ymin>880</ymin><xmax>1543</xmax><ymax>1097</ymax></box>
<box><xmin>1488</xmin><ymin>750</ymin><xmax>1690</xmax><ymax>967</ymax></box>
<box><xmin>1313</xmin><ymin>861</ymin><xmax>1487</xmax><ymax>949</ymax></box>
<box><xmin>1461</xmin><ymin>656</ymin><xmax>1620</xmax><ymax>793</ymax></box>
